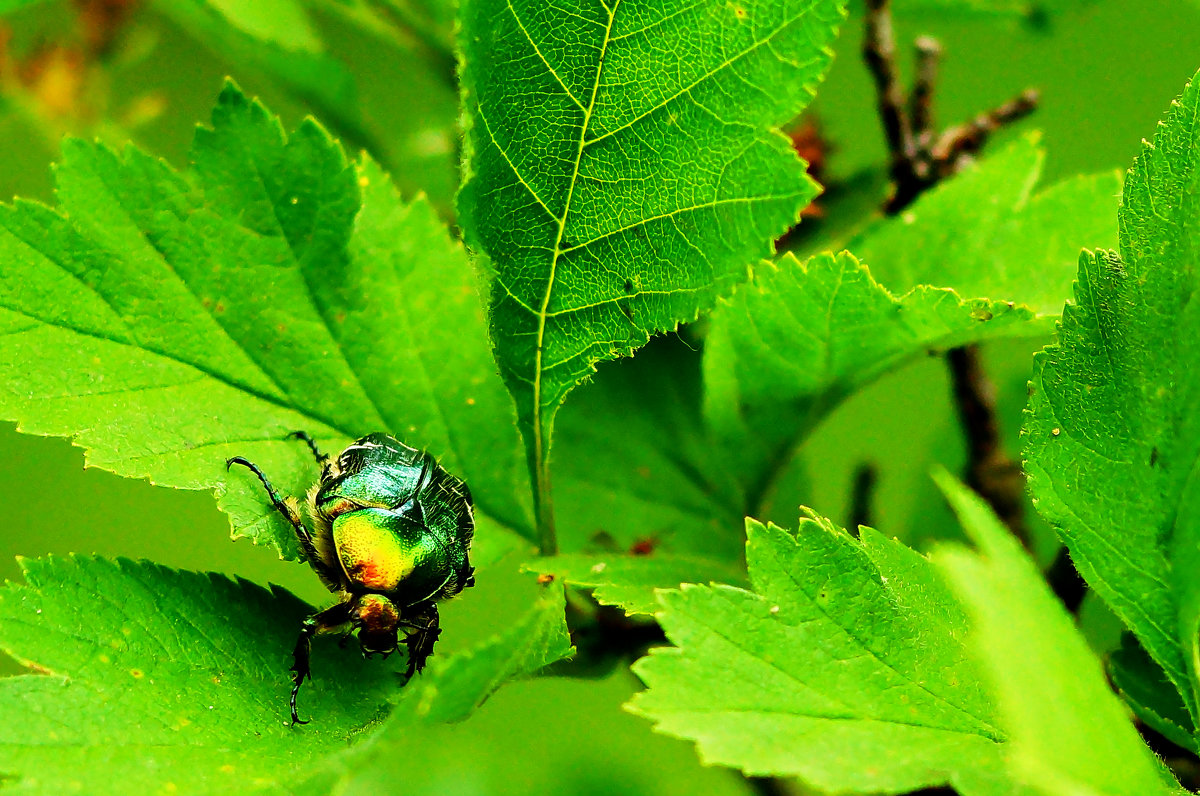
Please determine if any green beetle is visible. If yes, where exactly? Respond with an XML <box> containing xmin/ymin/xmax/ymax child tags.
<box><xmin>227</xmin><ymin>432</ymin><xmax>475</xmax><ymax>725</ymax></box>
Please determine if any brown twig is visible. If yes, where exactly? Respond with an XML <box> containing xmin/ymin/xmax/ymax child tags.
<box><xmin>946</xmin><ymin>346</ymin><xmax>1028</xmax><ymax>545</ymax></box>
<box><xmin>862</xmin><ymin>0</ymin><xmax>1038</xmax><ymax>556</ymax></box>
<box><xmin>909</xmin><ymin>37</ymin><xmax>941</xmax><ymax>152</ymax></box>
<box><xmin>863</xmin><ymin>0</ymin><xmax>919</xmax><ymax>206</ymax></box>
<box><xmin>931</xmin><ymin>89</ymin><xmax>1040</xmax><ymax>171</ymax></box>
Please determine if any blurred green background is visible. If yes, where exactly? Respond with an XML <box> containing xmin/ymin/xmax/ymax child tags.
<box><xmin>0</xmin><ymin>0</ymin><xmax>1197</xmax><ymax>793</ymax></box>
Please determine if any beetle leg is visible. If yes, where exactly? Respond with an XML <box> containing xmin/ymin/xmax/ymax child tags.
<box><xmin>225</xmin><ymin>456</ymin><xmax>341</xmax><ymax>586</ymax></box>
<box><xmin>290</xmin><ymin>616</ymin><xmax>317</xmax><ymax>726</ymax></box>
<box><xmin>286</xmin><ymin>431</ymin><xmax>330</xmax><ymax>467</ymax></box>
<box><xmin>291</xmin><ymin>601</ymin><xmax>355</xmax><ymax>726</ymax></box>
<box><xmin>400</xmin><ymin>603</ymin><xmax>441</xmax><ymax>682</ymax></box>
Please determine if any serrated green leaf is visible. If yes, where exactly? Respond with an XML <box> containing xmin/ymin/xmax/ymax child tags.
<box><xmin>704</xmin><ymin>250</ymin><xmax>1039</xmax><ymax>503</ymax></box>
<box><xmin>0</xmin><ymin>557</ymin><xmax>397</xmax><ymax>793</ymax></box>
<box><xmin>523</xmin><ymin>553</ymin><xmax>745</xmax><ymax>616</ymax></box>
<box><xmin>0</xmin><ymin>82</ymin><xmax>531</xmax><ymax>556</ymax></box>
<box><xmin>932</xmin><ymin>472</ymin><xmax>1181</xmax><ymax>795</ymax></box>
<box><xmin>1110</xmin><ymin>633</ymin><xmax>1198</xmax><ymax>754</ymax></box>
<box><xmin>1023</xmin><ymin>70</ymin><xmax>1200</xmax><ymax>728</ymax></box>
<box><xmin>458</xmin><ymin>0</ymin><xmax>846</xmax><ymax>542</ymax></box>
<box><xmin>628</xmin><ymin>511</ymin><xmax>1007</xmax><ymax>793</ymax></box>
<box><xmin>0</xmin><ymin>557</ymin><xmax>571</xmax><ymax>793</ymax></box>
<box><xmin>851</xmin><ymin>135</ymin><xmax>1122</xmax><ymax>313</ymax></box>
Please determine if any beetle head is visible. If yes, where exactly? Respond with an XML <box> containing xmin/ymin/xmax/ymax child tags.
<box><xmin>354</xmin><ymin>593</ymin><xmax>400</xmax><ymax>656</ymax></box>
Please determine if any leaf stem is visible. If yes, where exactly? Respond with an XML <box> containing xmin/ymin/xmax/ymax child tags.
<box><xmin>534</xmin><ymin>450</ymin><xmax>558</xmax><ymax>556</ymax></box>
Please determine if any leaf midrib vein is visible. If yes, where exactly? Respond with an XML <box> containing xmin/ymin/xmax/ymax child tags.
<box><xmin>232</xmin><ymin>135</ymin><xmax>388</xmax><ymax>433</ymax></box>
<box><xmin>77</xmin><ymin>152</ymin><xmax>295</xmax><ymax>408</ymax></box>
<box><xmin>0</xmin><ymin>302</ymin><xmax>353</xmax><ymax>439</ymax></box>
<box><xmin>531</xmin><ymin>0</ymin><xmax>619</xmax><ymax>433</ymax></box>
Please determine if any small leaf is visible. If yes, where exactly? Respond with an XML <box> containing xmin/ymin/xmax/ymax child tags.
<box><xmin>150</xmin><ymin>0</ymin><xmax>363</xmax><ymax>140</ymax></box>
<box><xmin>704</xmin><ymin>250</ymin><xmax>1039</xmax><ymax>499</ymax></box>
<box><xmin>0</xmin><ymin>557</ymin><xmax>396</xmax><ymax>792</ymax></box>
<box><xmin>0</xmin><ymin>82</ymin><xmax>531</xmax><ymax>556</ymax></box>
<box><xmin>628</xmin><ymin>511</ymin><xmax>1006</xmax><ymax>793</ymax></box>
<box><xmin>523</xmin><ymin>553</ymin><xmax>745</xmax><ymax>616</ymax></box>
<box><xmin>1110</xmin><ymin>633</ymin><xmax>1198</xmax><ymax>754</ymax></box>
<box><xmin>458</xmin><ymin>0</ymin><xmax>847</xmax><ymax>534</ymax></box>
<box><xmin>553</xmin><ymin>334</ymin><xmax>746</xmax><ymax>558</ymax></box>
<box><xmin>203</xmin><ymin>0</ymin><xmax>324</xmax><ymax>52</ymax></box>
<box><xmin>1023</xmin><ymin>69</ymin><xmax>1200</xmax><ymax>727</ymax></box>
<box><xmin>851</xmin><ymin>135</ymin><xmax>1122</xmax><ymax>312</ymax></box>
<box><xmin>932</xmin><ymin>472</ymin><xmax>1181</xmax><ymax>795</ymax></box>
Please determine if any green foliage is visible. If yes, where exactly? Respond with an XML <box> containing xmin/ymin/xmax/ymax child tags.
<box><xmin>1110</xmin><ymin>633</ymin><xmax>1197</xmax><ymax>752</ymax></box>
<box><xmin>524</xmin><ymin>554</ymin><xmax>744</xmax><ymax>616</ymax></box>
<box><xmin>150</xmin><ymin>1</ymin><xmax>366</xmax><ymax>145</ymax></box>
<box><xmin>704</xmin><ymin>250</ymin><xmax>1040</xmax><ymax>500</ymax></box>
<box><xmin>0</xmin><ymin>557</ymin><xmax>570</xmax><ymax>792</ymax></box>
<box><xmin>1</xmin><ymin>1</ymin><xmax>1199</xmax><ymax>793</ymax></box>
<box><xmin>552</xmin><ymin>335</ymin><xmax>747</xmax><ymax>559</ymax></box>
<box><xmin>850</xmin><ymin>136</ymin><xmax>1122</xmax><ymax>312</ymax></box>
<box><xmin>933</xmin><ymin>472</ymin><xmax>1181</xmax><ymax>795</ymax></box>
<box><xmin>0</xmin><ymin>82</ymin><xmax>531</xmax><ymax>556</ymax></box>
<box><xmin>629</xmin><ymin>512</ymin><xmax>1006</xmax><ymax>793</ymax></box>
<box><xmin>202</xmin><ymin>0</ymin><xmax>323</xmax><ymax>52</ymax></box>
<box><xmin>1024</xmin><ymin>70</ymin><xmax>1200</xmax><ymax>733</ymax></box>
<box><xmin>457</xmin><ymin>0</ymin><xmax>847</xmax><ymax>546</ymax></box>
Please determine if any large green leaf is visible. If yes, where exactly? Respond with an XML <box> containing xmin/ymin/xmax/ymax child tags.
<box><xmin>704</xmin><ymin>250</ymin><xmax>1038</xmax><ymax>507</ymax></box>
<box><xmin>0</xmin><ymin>557</ymin><xmax>395</xmax><ymax>792</ymax></box>
<box><xmin>1024</xmin><ymin>70</ymin><xmax>1200</xmax><ymax>728</ymax></box>
<box><xmin>933</xmin><ymin>473</ymin><xmax>1181</xmax><ymax>795</ymax></box>
<box><xmin>0</xmin><ymin>557</ymin><xmax>572</xmax><ymax>793</ymax></box>
<box><xmin>0</xmin><ymin>83</ymin><xmax>532</xmax><ymax>556</ymax></box>
<box><xmin>628</xmin><ymin>511</ymin><xmax>1007</xmax><ymax>794</ymax></box>
<box><xmin>458</xmin><ymin>0</ymin><xmax>847</xmax><ymax>542</ymax></box>
<box><xmin>850</xmin><ymin>135</ymin><xmax>1122</xmax><ymax>311</ymax></box>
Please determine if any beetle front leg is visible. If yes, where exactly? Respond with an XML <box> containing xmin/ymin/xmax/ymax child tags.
<box><xmin>400</xmin><ymin>603</ymin><xmax>441</xmax><ymax>682</ymax></box>
<box><xmin>291</xmin><ymin>601</ymin><xmax>355</xmax><ymax>726</ymax></box>
<box><xmin>286</xmin><ymin>431</ymin><xmax>330</xmax><ymax>467</ymax></box>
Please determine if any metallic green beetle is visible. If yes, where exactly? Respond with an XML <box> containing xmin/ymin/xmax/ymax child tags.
<box><xmin>227</xmin><ymin>432</ymin><xmax>475</xmax><ymax>725</ymax></box>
